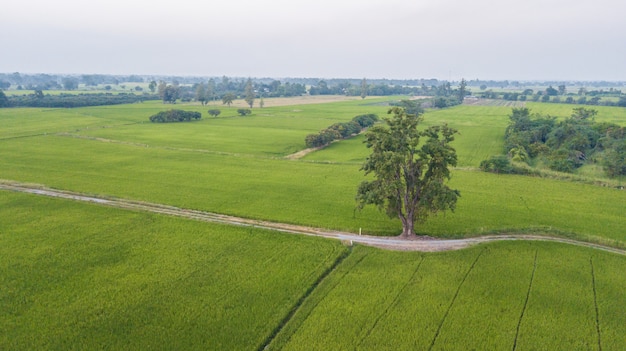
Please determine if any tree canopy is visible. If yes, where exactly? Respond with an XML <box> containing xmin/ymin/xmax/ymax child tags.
<box><xmin>489</xmin><ymin>107</ymin><xmax>626</xmax><ymax>177</ymax></box>
<box><xmin>149</xmin><ymin>109</ymin><xmax>201</xmax><ymax>123</ymax></box>
<box><xmin>356</xmin><ymin>107</ymin><xmax>460</xmax><ymax>237</ymax></box>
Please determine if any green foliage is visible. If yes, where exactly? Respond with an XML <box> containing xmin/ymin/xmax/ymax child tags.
<box><xmin>389</xmin><ymin>99</ymin><xmax>424</xmax><ymax>116</ymax></box>
<box><xmin>0</xmin><ymin>90</ymin><xmax>7</xmax><ymax>107</ymax></box>
<box><xmin>493</xmin><ymin>107</ymin><xmax>626</xmax><ymax>177</ymax></box>
<box><xmin>480</xmin><ymin>155</ymin><xmax>514</xmax><ymax>173</ymax></box>
<box><xmin>352</xmin><ymin>113</ymin><xmax>379</xmax><ymax>128</ymax></box>
<box><xmin>237</xmin><ymin>108</ymin><xmax>252</xmax><ymax>116</ymax></box>
<box><xmin>304</xmin><ymin>114</ymin><xmax>379</xmax><ymax>148</ymax></box>
<box><xmin>149</xmin><ymin>109</ymin><xmax>201</xmax><ymax>123</ymax></box>
<box><xmin>3</xmin><ymin>92</ymin><xmax>157</xmax><ymax>108</ymax></box>
<box><xmin>207</xmin><ymin>109</ymin><xmax>221</xmax><ymax>117</ymax></box>
<box><xmin>244</xmin><ymin>78</ymin><xmax>255</xmax><ymax>108</ymax></box>
<box><xmin>433</xmin><ymin>96</ymin><xmax>462</xmax><ymax>108</ymax></box>
<box><xmin>222</xmin><ymin>92</ymin><xmax>236</xmax><ymax>107</ymax></box>
<box><xmin>356</xmin><ymin>107</ymin><xmax>460</xmax><ymax>237</ymax></box>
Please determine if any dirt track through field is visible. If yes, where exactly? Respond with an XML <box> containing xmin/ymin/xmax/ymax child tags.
<box><xmin>2</xmin><ymin>182</ymin><xmax>625</xmax><ymax>255</ymax></box>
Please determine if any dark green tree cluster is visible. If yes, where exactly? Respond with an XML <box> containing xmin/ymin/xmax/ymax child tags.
<box><xmin>479</xmin><ymin>86</ymin><xmax>625</xmax><ymax>107</ymax></box>
<box><xmin>149</xmin><ymin>109</ymin><xmax>201</xmax><ymax>123</ymax></box>
<box><xmin>208</xmin><ymin>109</ymin><xmax>221</xmax><ymax>117</ymax></box>
<box><xmin>389</xmin><ymin>99</ymin><xmax>424</xmax><ymax>116</ymax></box>
<box><xmin>2</xmin><ymin>92</ymin><xmax>157</xmax><ymax>108</ymax></box>
<box><xmin>237</xmin><ymin>108</ymin><xmax>252</xmax><ymax>116</ymax></box>
<box><xmin>305</xmin><ymin>114</ymin><xmax>379</xmax><ymax>148</ymax></box>
<box><xmin>0</xmin><ymin>90</ymin><xmax>8</xmax><ymax>107</ymax></box>
<box><xmin>483</xmin><ymin>107</ymin><xmax>626</xmax><ymax>177</ymax></box>
<box><xmin>158</xmin><ymin>82</ymin><xmax>180</xmax><ymax>104</ymax></box>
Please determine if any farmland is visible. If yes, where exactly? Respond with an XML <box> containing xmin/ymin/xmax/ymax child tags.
<box><xmin>1</xmin><ymin>96</ymin><xmax>626</xmax><ymax>349</ymax></box>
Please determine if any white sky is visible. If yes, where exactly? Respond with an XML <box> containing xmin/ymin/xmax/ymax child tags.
<box><xmin>1</xmin><ymin>0</ymin><xmax>625</xmax><ymax>80</ymax></box>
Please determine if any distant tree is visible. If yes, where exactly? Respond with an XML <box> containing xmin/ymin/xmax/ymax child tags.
<box><xmin>0</xmin><ymin>80</ymin><xmax>10</xmax><ymax>90</ymax></box>
<box><xmin>162</xmin><ymin>85</ymin><xmax>179</xmax><ymax>104</ymax></box>
<box><xmin>617</xmin><ymin>97</ymin><xmax>626</xmax><ymax>107</ymax></box>
<box><xmin>222</xmin><ymin>93</ymin><xmax>236</xmax><ymax>107</ymax></box>
<box><xmin>356</xmin><ymin>107</ymin><xmax>460</xmax><ymax>237</ymax></box>
<box><xmin>62</xmin><ymin>78</ymin><xmax>79</xmax><ymax>90</ymax></box>
<box><xmin>360</xmin><ymin>78</ymin><xmax>368</xmax><ymax>99</ymax></box>
<box><xmin>104</xmin><ymin>85</ymin><xmax>112</xmax><ymax>91</ymax></box>
<box><xmin>34</xmin><ymin>90</ymin><xmax>44</xmax><ymax>99</ymax></box>
<box><xmin>480</xmin><ymin>84</ymin><xmax>487</xmax><ymax>90</ymax></box>
<box><xmin>148</xmin><ymin>81</ymin><xmax>157</xmax><ymax>93</ymax></box>
<box><xmin>134</xmin><ymin>86</ymin><xmax>143</xmax><ymax>91</ymax></box>
<box><xmin>208</xmin><ymin>109</ymin><xmax>221</xmax><ymax>117</ymax></box>
<box><xmin>522</xmin><ymin>89</ymin><xmax>534</xmax><ymax>95</ymax></box>
<box><xmin>206</xmin><ymin>79</ymin><xmax>216</xmax><ymax>102</ymax></box>
<box><xmin>0</xmin><ymin>90</ymin><xmax>8</xmax><ymax>107</ymax></box>
<box><xmin>571</xmin><ymin>107</ymin><xmax>597</xmax><ymax>121</ymax></box>
<box><xmin>393</xmin><ymin>99</ymin><xmax>423</xmax><ymax>116</ymax></box>
<box><xmin>237</xmin><ymin>108</ymin><xmax>252</xmax><ymax>116</ymax></box>
<box><xmin>157</xmin><ymin>81</ymin><xmax>167</xmax><ymax>98</ymax></box>
<box><xmin>457</xmin><ymin>78</ymin><xmax>468</xmax><ymax>102</ymax></box>
<box><xmin>545</xmin><ymin>86</ymin><xmax>558</xmax><ymax>96</ymax></box>
<box><xmin>558</xmin><ymin>85</ymin><xmax>567</xmax><ymax>95</ymax></box>
<box><xmin>195</xmin><ymin>83</ymin><xmax>207</xmax><ymax>105</ymax></box>
<box><xmin>244</xmin><ymin>78</ymin><xmax>255</xmax><ymax>108</ymax></box>
<box><xmin>259</xmin><ymin>97</ymin><xmax>265</xmax><ymax>108</ymax></box>
<box><xmin>578</xmin><ymin>87</ymin><xmax>587</xmax><ymax>96</ymax></box>
<box><xmin>149</xmin><ymin>109</ymin><xmax>201</xmax><ymax>123</ymax></box>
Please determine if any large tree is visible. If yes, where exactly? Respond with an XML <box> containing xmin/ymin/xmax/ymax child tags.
<box><xmin>222</xmin><ymin>92</ymin><xmax>236</xmax><ymax>107</ymax></box>
<box><xmin>356</xmin><ymin>107</ymin><xmax>460</xmax><ymax>237</ymax></box>
<box><xmin>244</xmin><ymin>78</ymin><xmax>255</xmax><ymax>108</ymax></box>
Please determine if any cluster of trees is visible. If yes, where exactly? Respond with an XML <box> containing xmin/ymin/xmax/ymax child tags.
<box><xmin>479</xmin><ymin>86</ymin><xmax>626</xmax><ymax>107</ymax></box>
<box><xmin>149</xmin><ymin>109</ymin><xmax>201</xmax><ymax>123</ymax></box>
<box><xmin>237</xmin><ymin>108</ymin><xmax>252</xmax><ymax>116</ymax></box>
<box><xmin>208</xmin><ymin>109</ymin><xmax>221</xmax><ymax>117</ymax></box>
<box><xmin>0</xmin><ymin>91</ymin><xmax>157</xmax><ymax>108</ymax></box>
<box><xmin>481</xmin><ymin>107</ymin><xmax>626</xmax><ymax>177</ymax></box>
<box><xmin>305</xmin><ymin>114</ymin><xmax>379</xmax><ymax>148</ymax></box>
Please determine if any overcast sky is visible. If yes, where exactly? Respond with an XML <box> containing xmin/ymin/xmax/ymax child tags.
<box><xmin>1</xmin><ymin>0</ymin><xmax>625</xmax><ymax>81</ymax></box>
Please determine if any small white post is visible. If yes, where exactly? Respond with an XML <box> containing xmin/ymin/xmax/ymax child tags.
<box><xmin>359</xmin><ymin>228</ymin><xmax>362</xmax><ymax>235</ymax></box>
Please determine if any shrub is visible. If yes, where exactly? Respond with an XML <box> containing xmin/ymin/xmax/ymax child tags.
<box><xmin>149</xmin><ymin>109</ymin><xmax>202</xmax><ymax>123</ymax></box>
<box><xmin>208</xmin><ymin>109</ymin><xmax>221</xmax><ymax>117</ymax></box>
<box><xmin>480</xmin><ymin>155</ymin><xmax>514</xmax><ymax>174</ymax></box>
<box><xmin>237</xmin><ymin>108</ymin><xmax>252</xmax><ymax>116</ymax></box>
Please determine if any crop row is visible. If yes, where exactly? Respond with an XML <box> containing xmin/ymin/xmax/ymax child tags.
<box><xmin>274</xmin><ymin>241</ymin><xmax>626</xmax><ymax>350</ymax></box>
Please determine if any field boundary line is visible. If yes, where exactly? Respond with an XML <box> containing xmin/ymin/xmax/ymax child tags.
<box><xmin>428</xmin><ymin>249</ymin><xmax>485</xmax><ymax>351</ymax></box>
<box><xmin>266</xmin><ymin>250</ymin><xmax>370</xmax><ymax>350</ymax></box>
<box><xmin>2</xmin><ymin>181</ymin><xmax>626</xmax><ymax>255</ymax></box>
<box><xmin>257</xmin><ymin>247</ymin><xmax>353</xmax><ymax>351</ymax></box>
<box><xmin>356</xmin><ymin>256</ymin><xmax>425</xmax><ymax>348</ymax></box>
<box><xmin>590</xmin><ymin>258</ymin><xmax>602</xmax><ymax>351</ymax></box>
<box><xmin>512</xmin><ymin>249</ymin><xmax>538</xmax><ymax>351</ymax></box>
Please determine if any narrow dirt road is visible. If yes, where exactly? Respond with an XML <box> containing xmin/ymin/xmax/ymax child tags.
<box><xmin>2</xmin><ymin>182</ymin><xmax>625</xmax><ymax>255</ymax></box>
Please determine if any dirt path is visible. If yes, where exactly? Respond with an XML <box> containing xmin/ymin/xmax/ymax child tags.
<box><xmin>2</xmin><ymin>182</ymin><xmax>625</xmax><ymax>255</ymax></box>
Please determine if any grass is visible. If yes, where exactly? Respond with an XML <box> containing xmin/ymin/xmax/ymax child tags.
<box><xmin>1</xmin><ymin>101</ymin><xmax>625</xmax><ymax>244</ymax></box>
<box><xmin>0</xmin><ymin>191</ymin><xmax>347</xmax><ymax>350</ymax></box>
<box><xmin>272</xmin><ymin>241</ymin><xmax>626</xmax><ymax>350</ymax></box>
<box><xmin>5</xmin><ymin>193</ymin><xmax>624</xmax><ymax>350</ymax></box>
<box><xmin>2</xmin><ymin>97</ymin><xmax>626</xmax><ymax>349</ymax></box>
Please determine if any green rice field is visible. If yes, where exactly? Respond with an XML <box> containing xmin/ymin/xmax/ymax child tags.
<box><xmin>1</xmin><ymin>97</ymin><xmax>626</xmax><ymax>350</ymax></box>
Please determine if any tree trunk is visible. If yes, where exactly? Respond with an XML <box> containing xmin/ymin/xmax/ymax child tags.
<box><xmin>399</xmin><ymin>216</ymin><xmax>415</xmax><ymax>238</ymax></box>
